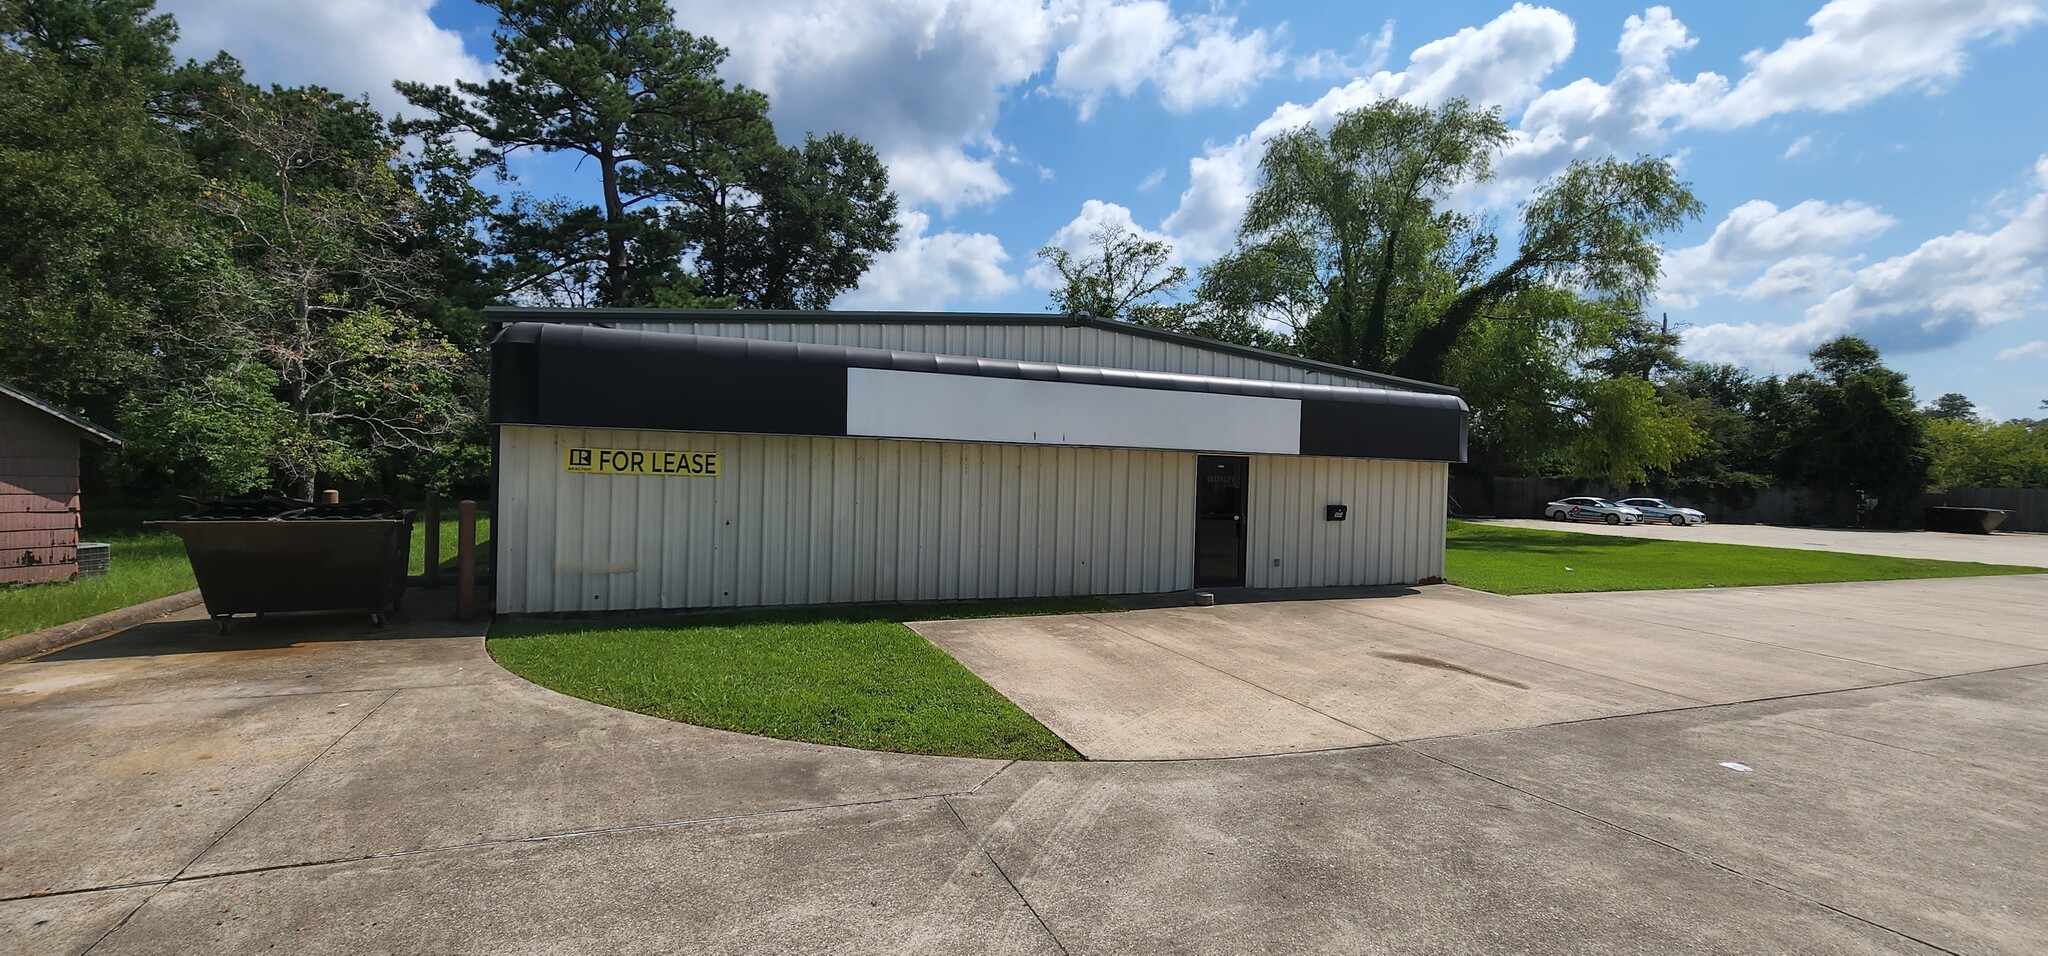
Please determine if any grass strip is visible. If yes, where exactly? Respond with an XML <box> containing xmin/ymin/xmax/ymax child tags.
<box><xmin>1447</xmin><ymin>520</ymin><xmax>2045</xmax><ymax>595</ymax></box>
<box><xmin>489</xmin><ymin>599</ymin><xmax>1110</xmax><ymax>761</ymax></box>
<box><xmin>0</xmin><ymin>530</ymin><xmax>195</xmax><ymax>640</ymax></box>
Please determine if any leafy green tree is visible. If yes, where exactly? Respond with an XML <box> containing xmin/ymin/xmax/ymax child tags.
<box><xmin>1235</xmin><ymin>98</ymin><xmax>1508</xmax><ymax>372</ymax></box>
<box><xmin>1442</xmin><ymin>288</ymin><xmax>1697</xmax><ymax>481</ymax></box>
<box><xmin>174</xmin><ymin>82</ymin><xmax>472</xmax><ymax>498</ymax></box>
<box><xmin>398</xmin><ymin>0</ymin><xmax>895</xmax><ymax>308</ymax></box>
<box><xmin>1036</xmin><ymin>220</ymin><xmax>1190</xmax><ymax>328</ymax></box>
<box><xmin>1924</xmin><ymin>417</ymin><xmax>2048</xmax><ymax>488</ymax></box>
<box><xmin>1783</xmin><ymin>336</ymin><xmax>1929</xmax><ymax>524</ymax></box>
<box><xmin>398</xmin><ymin>0</ymin><xmax>761</xmax><ymax>305</ymax></box>
<box><xmin>1655</xmin><ymin>362</ymin><xmax>1771</xmax><ymax>503</ymax></box>
<box><xmin>0</xmin><ymin>0</ymin><xmax>201</xmax><ymax>427</ymax></box>
<box><xmin>684</xmin><ymin>131</ymin><xmax>899</xmax><ymax>309</ymax></box>
<box><xmin>1194</xmin><ymin>234</ymin><xmax>1321</xmax><ymax>344</ymax></box>
<box><xmin>1923</xmin><ymin>392</ymin><xmax>1979</xmax><ymax>422</ymax></box>
<box><xmin>1216</xmin><ymin>98</ymin><xmax>1701</xmax><ymax>383</ymax></box>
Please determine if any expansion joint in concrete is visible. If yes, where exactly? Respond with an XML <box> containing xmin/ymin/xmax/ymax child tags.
<box><xmin>940</xmin><ymin>794</ymin><xmax>1069</xmax><ymax>956</ymax></box>
<box><xmin>81</xmin><ymin>687</ymin><xmax>403</xmax><ymax>954</ymax></box>
<box><xmin>1394</xmin><ymin>741</ymin><xmax>1968</xmax><ymax>956</ymax></box>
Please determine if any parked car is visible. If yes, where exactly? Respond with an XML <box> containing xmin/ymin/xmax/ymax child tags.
<box><xmin>1617</xmin><ymin>497</ymin><xmax>1708</xmax><ymax>526</ymax></box>
<box><xmin>1544</xmin><ymin>497</ymin><xmax>1643</xmax><ymax>525</ymax></box>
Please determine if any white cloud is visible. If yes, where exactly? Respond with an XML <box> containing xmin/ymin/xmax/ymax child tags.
<box><xmin>1151</xmin><ymin>15</ymin><xmax>1288</xmax><ymax>114</ymax></box>
<box><xmin>1136</xmin><ymin>168</ymin><xmax>1167</xmax><ymax>191</ymax></box>
<box><xmin>1162</xmin><ymin>3</ymin><xmax>1578</xmax><ymax>256</ymax></box>
<box><xmin>1691</xmin><ymin>0</ymin><xmax>2046</xmax><ymax>129</ymax></box>
<box><xmin>160</xmin><ymin>0</ymin><xmax>487</xmax><ymax>117</ymax></box>
<box><xmin>1488</xmin><ymin>7</ymin><xmax>1725</xmax><ymax>198</ymax></box>
<box><xmin>1657</xmin><ymin>199</ymin><xmax>1897</xmax><ymax>308</ymax></box>
<box><xmin>1050</xmin><ymin>0</ymin><xmax>1179</xmax><ymax>120</ymax></box>
<box><xmin>1024</xmin><ymin>199</ymin><xmax>1176</xmax><ymax>289</ymax></box>
<box><xmin>1296</xmin><ymin>20</ymin><xmax>1393</xmax><ymax>81</ymax></box>
<box><xmin>1784</xmin><ymin>134</ymin><xmax>1815</xmax><ymax>159</ymax></box>
<box><xmin>1738</xmin><ymin>254</ymin><xmax>1856</xmax><ymax>303</ymax></box>
<box><xmin>1686</xmin><ymin>156</ymin><xmax>2048</xmax><ymax>365</ymax></box>
<box><xmin>1997</xmin><ymin>340</ymin><xmax>2048</xmax><ymax>360</ymax></box>
<box><xmin>838</xmin><ymin>212</ymin><xmax>1019</xmax><ymax>309</ymax></box>
<box><xmin>673</xmin><ymin>0</ymin><xmax>1058</xmax><ymax>214</ymax></box>
<box><xmin>1162</xmin><ymin>1</ymin><xmax>2046</xmax><ymax>259</ymax></box>
<box><xmin>1050</xmin><ymin>5</ymin><xmax>1284</xmax><ymax>119</ymax></box>
<box><xmin>677</xmin><ymin>1</ymin><xmax>1283</xmax><ymax>213</ymax></box>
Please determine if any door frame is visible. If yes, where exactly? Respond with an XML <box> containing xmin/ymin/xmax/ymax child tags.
<box><xmin>1193</xmin><ymin>454</ymin><xmax>1250</xmax><ymax>588</ymax></box>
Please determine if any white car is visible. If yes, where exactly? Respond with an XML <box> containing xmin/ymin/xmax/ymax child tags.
<box><xmin>1545</xmin><ymin>496</ymin><xmax>1643</xmax><ymax>525</ymax></box>
<box><xmin>1617</xmin><ymin>497</ymin><xmax>1708</xmax><ymax>526</ymax></box>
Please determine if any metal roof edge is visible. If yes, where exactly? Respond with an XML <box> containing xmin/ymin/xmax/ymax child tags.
<box><xmin>0</xmin><ymin>381</ymin><xmax>123</xmax><ymax>445</ymax></box>
<box><xmin>480</xmin><ymin>306</ymin><xmax>1461</xmax><ymax>396</ymax></box>
<box><xmin>500</xmin><ymin>322</ymin><xmax>1470</xmax><ymax>413</ymax></box>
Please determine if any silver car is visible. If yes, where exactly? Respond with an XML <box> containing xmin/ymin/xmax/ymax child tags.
<box><xmin>1617</xmin><ymin>497</ymin><xmax>1708</xmax><ymax>526</ymax></box>
<box><xmin>1544</xmin><ymin>497</ymin><xmax>1643</xmax><ymax>525</ymax></box>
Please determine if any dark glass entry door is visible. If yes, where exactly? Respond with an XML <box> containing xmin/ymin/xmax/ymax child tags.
<box><xmin>1194</xmin><ymin>456</ymin><xmax>1248</xmax><ymax>587</ymax></box>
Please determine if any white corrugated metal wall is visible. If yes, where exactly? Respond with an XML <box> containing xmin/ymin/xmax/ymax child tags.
<box><xmin>634</xmin><ymin>320</ymin><xmax>1399</xmax><ymax>389</ymax></box>
<box><xmin>498</xmin><ymin>426</ymin><xmax>1449</xmax><ymax>613</ymax></box>
<box><xmin>498</xmin><ymin>425</ymin><xmax>1196</xmax><ymax>613</ymax></box>
<box><xmin>1244</xmin><ymin>457</ymin><xmax>1448</xmax><ymax>589</ymax></box>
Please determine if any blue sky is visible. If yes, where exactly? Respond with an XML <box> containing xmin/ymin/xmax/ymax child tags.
<box><xmin>160</xmin><ymin>1</ymin><xmax>2048</xmax><ymax>418</ymax></box>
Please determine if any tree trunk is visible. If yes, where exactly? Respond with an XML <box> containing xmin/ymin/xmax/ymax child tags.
<box><xmin>599</xmin><ymin>146</ymin><xmax>628</xmax><ymax>305</ymax></box>
<box><xmin>1362</xmin><ymin>230</ymin><xmax>1401</xmax><ymax>373</ymax></box>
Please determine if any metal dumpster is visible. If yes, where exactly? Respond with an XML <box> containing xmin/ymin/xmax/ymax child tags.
<box><xmin>152</xmin><ymin>498</ymin><xmax>413</xmax><ymax>629</ymax></box>
<box><xmin>1923</xmin><ymin>506</ymin><xmax>2011</xmax><ymax>534</ymax></box>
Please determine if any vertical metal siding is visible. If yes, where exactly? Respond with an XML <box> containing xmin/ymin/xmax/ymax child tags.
<box><xmin>497</xmin><ymin>425</ymin><xmax>1196</xmax><ymax>613</ymax></box>
<box><xmin>1244</xmin><ymin>457</ymin><xmax>1448</xmax><ymax>588</ymax></box>
<box><xmin>639</xmin><ymin>320</ymin><xmax>1386</xmax><ymax>388</ymax></box>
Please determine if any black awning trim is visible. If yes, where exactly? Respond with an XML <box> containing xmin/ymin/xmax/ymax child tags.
<box><xmin>491</xmin><ymin>323</ymin><xmax>1469</xmax><ymax>462</ymax></box>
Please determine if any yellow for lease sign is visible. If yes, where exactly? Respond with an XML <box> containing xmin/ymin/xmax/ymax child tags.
<box><xmin>564</xmin><ymin>447</ymin><xmax>721</xmax><ymax>477</ymax></box>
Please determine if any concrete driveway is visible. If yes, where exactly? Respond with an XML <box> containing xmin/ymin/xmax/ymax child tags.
<box><xmin>1480</xmin><ymin>516</ymin><xmax>2048</xmax><ymax>564</ymax></box>
<box><xmin>5</xmin><ymin>580</ymin><xmax>2048</xmax><ymax>954</ymax></box>
<box><xmin>913</xmin><ymin>576</ymin><xmax>2048</xmax><ymax>760</ymax></box>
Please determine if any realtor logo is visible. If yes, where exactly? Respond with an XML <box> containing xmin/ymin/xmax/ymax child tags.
<box><xmin>568</xmin><ymin>448</ymin><xmax>594</xmax><ymax>469</ymax></box>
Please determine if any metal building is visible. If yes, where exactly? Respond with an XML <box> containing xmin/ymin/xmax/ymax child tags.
<box><xmin>488</xmin><ymin>309</ymin><xmax>1468</xmax><ymax>614</ymax></box>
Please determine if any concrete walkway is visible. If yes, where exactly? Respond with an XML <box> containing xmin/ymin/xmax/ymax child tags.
<box><xmin>4</xmin><ymin>582</ymin><xmax>2047</xmax><ymax>954</ymax></box>
<box><xmin>1480</xmin><ymin>516</ymin><xmax>2048</xmax><ymax>564</ymax></box>
<box><xmin>915</xmin><ymin>575</ymin><xmax>2048</xmax><ymax>759</ymax></box>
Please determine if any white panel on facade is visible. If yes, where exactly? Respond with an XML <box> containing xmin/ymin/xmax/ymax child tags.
<box><xmin>845</xmin><ymin>368</ymin><xmax>1302</xmax><ymax>456</ymax></box>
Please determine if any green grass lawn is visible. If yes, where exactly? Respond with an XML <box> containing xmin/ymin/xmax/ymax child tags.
<box><xmin>0</xmin><ymin>526</ymin><xmax>195</xmax><ymax>640</ymax></box>
<box><xmin>1446</xmin><ymin>520</ymin><xmax>2046</xmax><ymax>595</ymax></box>
<box><xmin>409</xmin><ymin>511</ymin><xmax>491</xmax><ymax>577</ymax></box>
<box><xmin>490</xmin><ymin>599</ymin><xmax>1111</xmax><ymax>761</ymax></box>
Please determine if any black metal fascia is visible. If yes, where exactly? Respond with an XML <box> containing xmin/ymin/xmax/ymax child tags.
<box><xmin>491</xmin><ymin>323</ymin><xmax>1469</xmax><ymax>463</ymax></box>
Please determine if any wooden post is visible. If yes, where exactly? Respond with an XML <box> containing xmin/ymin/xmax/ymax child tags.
<box><xmin>422</xmin><ymin>492</ymin><xmax>441</xmax><ymax>588</ymax></box>
<box><xmin>456</xmin><ymin>499</ymin><xmax>477</xmax><ymax>621</ymax></box>
<box><xmin>319</xmin><ymin>489</ymin><xmax>341</xmax><ymax>504</ymax></box>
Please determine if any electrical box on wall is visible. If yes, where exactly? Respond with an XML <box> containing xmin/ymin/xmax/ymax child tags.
<box><xmin>1325</xmin><ymin>504</ymin><xmax>1348</xmax><ymax>521</ymax></box>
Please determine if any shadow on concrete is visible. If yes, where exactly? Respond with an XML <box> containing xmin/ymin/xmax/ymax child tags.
<box><xmin>1105</xmin><ymin>585</ymin><xmax>1423</xmax><ymax>611</ymax></box>
<box><xmin>30</xmin><ymin>586</ymin><xmax>489</xmax><ymax>663</ymax></box>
